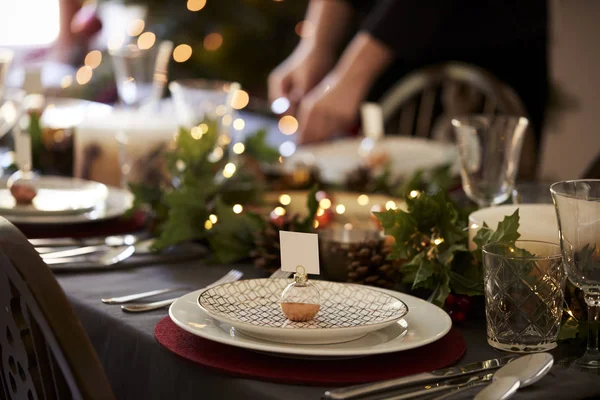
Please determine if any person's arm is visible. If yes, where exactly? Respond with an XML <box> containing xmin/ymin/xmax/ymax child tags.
<box><xmin>267</xmin><ymin>0</ymin><xmax>355</xmax><ymax>106</ymax></box>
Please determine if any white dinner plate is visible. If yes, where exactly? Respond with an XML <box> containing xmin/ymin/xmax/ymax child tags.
<box><xmin>0</xmin><ymin>176</ymin><xmax>108</xmax><ymax>216</ymax></box>
<box><xmin>0</xmin><ymin>183</ymin><xmax>133</xmax><ymax>224</ymax></box>
<box><xmin>169</xmin><ymin>286</ymin><xmax>452</xmax><ymax>358</ymax></box>
<box><xmin>198</xmin><ymin>279</ymin><xmax>409</xmax><ymax>345</ymax></box>
<box><xmin>284</xmin><ymin>137</ymin><xmax>458</xmax><ymax>184</ymax></box>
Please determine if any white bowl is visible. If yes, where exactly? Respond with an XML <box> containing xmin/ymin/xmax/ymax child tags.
<box><xmin>468</xmin><ymin>204</ymin><xmax>558</xmax><ymax>250</ymax></box>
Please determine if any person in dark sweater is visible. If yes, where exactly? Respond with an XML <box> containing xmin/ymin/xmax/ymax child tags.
<box><xmin>269</xmin><ymin>0</ymin><xmax>548</xmax><ymax>145</ymax></box>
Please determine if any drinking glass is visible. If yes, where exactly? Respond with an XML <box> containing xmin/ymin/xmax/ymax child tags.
<box><xmin>109</xmin><ymin>44</ymin><xmax>156</xmax><ymax>108</ymax></box>
<box><xmin>452</xmin><ymin>115</ymin><xmax>529</xmax><ymax>208</ymax></box>
<box><xmin>169</xmin><ymin>79</ymin><xmax>231</xmax><ymax>128</ymax></box>
<box><xmin>551</xmin><ymin>179</ymin><xmax>600</xmax><ymax>368</ymax></box>
<box><xmin>483</xmin><ymin>240</ymin><xmax>566</xmax><ymax>353</ymax></box>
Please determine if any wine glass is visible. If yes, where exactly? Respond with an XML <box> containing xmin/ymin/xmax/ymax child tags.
<box><xmin>452</xmin><ymin>115</ymin><xmax>529</xmax><ymax>208</ymax></box>
<box><xmin>551</xmin><ymin>179</ymin><xmax>600</xmax><ymax>368</ymax></box>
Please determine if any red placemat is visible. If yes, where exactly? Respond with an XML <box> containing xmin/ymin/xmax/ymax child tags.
<box><xmin>16</xmin><ymin>211</ymin><xmax>147</xmax><ymax>239</ymax></box>
<box><xmin>155</xmin><ymin>316</ymin><xmax>466</xmax><ymax>386</ymax></box>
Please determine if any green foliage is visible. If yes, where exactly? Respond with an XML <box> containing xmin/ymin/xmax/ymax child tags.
<box><xmin>472</xmin><ymin>209</ymin><xmax>522</xmax><ymax>262</ymax></box>
<box><xmin>244</xmin><ymin>129</ymin><xmax>280</xmax><ymax>163</ymax></box>
<box><xmin>376</xmin><ymin>191</ymin><xmax>522</xmax><ymax>306</ymax></box>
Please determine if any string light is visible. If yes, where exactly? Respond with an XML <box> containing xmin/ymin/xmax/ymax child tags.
<box><xmin>233</xmin><ymin>204</ymin><xmax>243</xmax><ymax>214</ymax></box>
<box><xmin>173</xmin><ymin>44</ymin><xmax>192</xmax><ymax>62</ymax></box>
<box><xmin>273</xmin><ymin>206</ymin><xmax>286</xmax><ymax>216</ymax></box>
<box><xmin>187</xmin><ymin>0</ymin><xmax>207</xmax><ymax>11</ymax></box>
<box><xmin>357</xmin><ymin>194</ymin><xmax>369</xmax><ymax>206</ymax></box>
<box><xmin>137</xmin><ymin>32</ymin><xmax>156</xmax><ymax>50</ymax></box>
<box><xmin>127</xmin><ymin>19</ymin><xmax>145</xmax><ymax>36</ymax></box>
<box><xmin>335</xmin><ymin>204</ymin><xmax>346</xmax><ymax>214</ymax></box>
<box><xmin>76</xmin><ymin>66</ymin><xmax>93</xmax><ymax>85</ymax></box>
<box><xmin>221</xmin><ymin>115</ymin><xmax>232</xmax><ymax>126</ymax></box>
<box><xmin>278</xmin><ymin>194</ymin><xmax>291</xmax><ymax>205</ymax></box>
<box><xmin>190</xmin><ymin>127</ymin><xmax>204</xmax><ymax>140</ymax></box>
<box><xmin>204</xmin><ymin>33</ymin><xmax>223</xmax><ymax>51</ymax></box>
<box><xmin>278</xmin><ymin>141</ymin><xmax>296</xmax><ymax>157</ymax></box>
<box><xmin>84</xmin><ymin>50</ymin><xmax>102</xmax><ymax>69</ymax></box>
<box><xmin>433</xmin><ymin>238</ymin><xmax>445</xmax><ymax>246</ymax></box>
<box><xmin>233</xmin><ymin>118</ymin><xmax>245</xmax><ymax>131</ymax></box>
<box><xmin>232</xmin><ymin>142</ymin><xmax>245</xmax><ymax>154</ymax></box>
<box><xmin>204</xmin><ymin>220</ymin><xmax>213</xmax><ymax>230</ymax></box>
<box><xmin>223</xmin><ymin>162</ymin><xmax>236</xmax><ymax>178</ymax></box>
<box><xmin>313</xmin><ymin>220</ymin><xmax>319</xmax><ymax>229</ymax></box>
<box><xmin>215</xmin><ymin>105</ymin><xmax>226</xmax><ymax>116</ymax></box>
<box><xmin>316</xmin><ymin>208</ymin><xmax>325</xmax><ymax>217</ymax></box>
<box><xmin>60</xmin><ymin>75</ymin><xmax>73</xmax><ymax>89</ymax></box>
<box><xmin>271</xmin><ymin>97</ymin><xmax>290</xmax><ymax>114</ymax></box>
<box><xmin>278</xmin><ymin>115</ymin><xmax>298</xmax><ymax>135</ymax></box>
<box><xmin>218</xmin><ymin>134</ymin><xmax>231</xmax><ymax>146</ymax></box>
<box><xmin>209</xmin><ymin>214</ymin><xmax>218</xmax><ymax>224</ymax></box>
<box><xmin>231</xmin><ymin>90</ymin><xmax>249</xmax><ymax>110</ymax></box>
<box><xmin>385</xmin><ymin>200</ymin><xmax>397</xmax><ymax>210</ymax></box>
<box><xmin>176</xmin><ymin>160</ymin><xmax>186</xmax><ymax>171</ymax></box>
<box><xmin>409</xmin><ymin>190</ymin><xmax>420</xmax><ymax>199</ymax></box>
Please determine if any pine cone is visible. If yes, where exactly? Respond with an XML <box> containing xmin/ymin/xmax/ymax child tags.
<box><xmin>250</xmin><ymin>214</ymin><xmax>305</xmax><ymax>273</ymax></box>
<box><xmin>346</xmin><ymin>238</ymin><xmax>402</xmax><ymax>289</ymax></box>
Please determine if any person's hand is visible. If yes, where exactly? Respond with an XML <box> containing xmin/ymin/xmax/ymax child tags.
<box><xmin>268</xmin><ymin>46</ymin><xmax>336</xmax><ymax>115</ymax></box>
<box><xmin>296</xmin><ymin>72</ymin><xmax>363</xmax><ymax>144</ymax></box>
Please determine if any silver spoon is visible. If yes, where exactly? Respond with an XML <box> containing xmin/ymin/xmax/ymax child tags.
<box><xmin>473</xmin><ymin>352</ymin><xmax>554</xmax><ymax>400</ymax></box>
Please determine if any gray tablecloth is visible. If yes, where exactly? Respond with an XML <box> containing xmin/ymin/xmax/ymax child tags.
<box><xmin>56</xmin><ymin>262</ymin><xmax>599</xmax><ymax>400</ymax></box>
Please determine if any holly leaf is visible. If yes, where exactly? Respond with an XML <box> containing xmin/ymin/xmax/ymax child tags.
<box><xmin>438</xmin><ymin>244</ymin><xmax>468</xmax><ymax>265</ymax></box>
<box><xmin>243</xmin><ymin>129</ymin><xmax>280</xmax><ymax>163</ymax></box>
<box><xmin>429</xmin><ymin>271</ymin><xmax>451</xmax><ymax>307</ymax></box>
<box><xmin>296</xmin><ymin>185</ymin><xmax>319</xmax><ymax>232</ymax></box>
<box><xmin>473</xmin><ymin>209</ymin><xmax>521</xmax><ymax>261</ymax></box>
<box><xmin>375</xmin><ymin>210</ymin><xmax>418</xmax><ymax>260</ymax></box>
<box><xmin>413</xmin><ymin>258</ymin><xmax>436</xmax><ymax>290</ymax></box>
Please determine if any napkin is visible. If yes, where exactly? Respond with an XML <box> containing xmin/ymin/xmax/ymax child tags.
<box><xmin>449</xmin><ymin>366</ymin><xmax>600</xmax><ymax>399</ymax></box>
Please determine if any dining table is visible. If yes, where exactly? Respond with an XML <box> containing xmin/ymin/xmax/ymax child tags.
<box><xmin>54</xmin><ymin>258</ymin><xmax>599</xmax><ymax>400</ymax></box>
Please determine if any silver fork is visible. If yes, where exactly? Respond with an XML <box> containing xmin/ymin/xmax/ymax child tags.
<box><xmin>121</xmin><ymin>269</ymin><xmax>243</xmax><ymax>313</ymax></box>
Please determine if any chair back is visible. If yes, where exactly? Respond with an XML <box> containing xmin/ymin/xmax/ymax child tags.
<box><xmin>377</xmin><ymin>62</ymin><xmax>537</xmax><ymax>179</ymax></box>
<box><xmin>0</xmin><ymin>218</ymin><xmax>114</xmax><ymax>400</ymax></box>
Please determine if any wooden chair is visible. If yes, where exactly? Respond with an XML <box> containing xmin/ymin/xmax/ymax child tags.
<box><xmin>0</xmin><ymin>218</ymin><xmax>114</xmax><ymax>400</ymax></box>
<box><xmin>377</xmin><ymin>62</ymin><xmax>538</xmax><ymax>180</ymax></box>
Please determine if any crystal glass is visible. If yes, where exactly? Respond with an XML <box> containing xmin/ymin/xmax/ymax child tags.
<box><xmin>483</xmin><ymin>240</ymin><xmax>566</xmax><ymax>353</ymax></box>
<box><xmin>109</xmin><ymin>44</ymin><xmax>156</xmax><ymax>108</ymax></box>
<box><xmin>452</xmin><ymin>115</ymin><xmax>529</xmax><ymax>208</ymax></box>
<box><xmin>551</xmin><ymin>179</ymin><xmax>600</xmax><ymax>368</ymax></box>
<box><xmin>169</xmin><ymin>79</ymin><xmax>231</xmax><ymax>127</ymax></box>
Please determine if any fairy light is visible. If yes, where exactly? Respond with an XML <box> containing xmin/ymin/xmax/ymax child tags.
<box><xmin>344</xmin><ymin>223</ymin><xmax>353</xmax><ymax>230</ymax></box>
<box><xmin>76</xmin><ymin>66</ymin><xmax>93</xmax><ymax>85</ymax></box>
<box><xmin>471</xmin><ymin>223</ymin><xmax>479</xmax><ymax>229</ymax></box>
<box><xmin>209</xmin><ymin>214</ymin><xmax>218</xmax><ymax>224</ymax></box>
<box><xmin>336</xmin><ymin>204</ymin><xmax>346</xmax><ymax>214</ymax></box>
<box><xmin>190</xmin><ymin>127</ymin><xmax>203</xmax><ymax>140</ymax></box>
<box><xmin>84</xmin><ymin>50</ymin><xmax>102</xmax><ymax>69</ymax></box>
<box><xmin>232</xmin><ymin>142</ymin><xmax>245</xmax><ymax>154</ymax></box>
<box><xmin>215</xmin><ymin>104</ymin><xmax>226</xmax><ymax>116</ymax></box>
<box><xmin>231</xmin><ymin>90</ymin><xmax>249</xmax><ymax>110</ymax></box>
<box><xmin>278</xmin><ymin>115</ymin><xmax>298</xmax><ymax>135</ymax></box>
<box><xmin>316</xmin><ymin>208</ymin><xmax>325</xmax><ymax>216</ymax></box>
<box><xmin>176</xmin><ymin>160</ymin><xmax>186</xmax><ymax>172</ymax></box>
<box><xmin>278</xmin><ymin>194</ymin><xmax>291</xmax><ymax>205</ymax></box>
<box><xmin>233</xmin><ymin>118</ymin><xmax>245</xmax><ymax>131</ymax></box>
<box><xmin>385</xmin><ymin>200</ymin><xmax>397</xmax><ymax>210</ymax></box>
<box><xmin>127</xmin><ymin>19</ymin><xmax>145</xmax><ymax>36</ymax></box>
<box><xmin>319</xmin><ymin>198</ymin><xmax>332</xmax><ymax>209</ymax></box>
<box><xmin>204</xmin><ymin>33</ymin><xmax>223</xmax><ymax>51</ymax></box>
<box><xmin>278</xmin><ymin>156</ymin><xmax>283</xmax><ymax>163</ymax></box>
<box><xmin>357</xmin><ymin>194</ymin><xmax>369</xmax><ymax>206</ymax></box>
<box><xmin>209</xmin><ymin>147</ymin><xmax>224</xmax><ymax>162</ymax></box>
<box><xmin>204</xmin><ymin>220</ymin><xmax>213</xmax><ymax>230</ymax></box>
<box><xmin>222</xmin><ymin>114</ymin><xmax>232</xmax><ymax>126</ymax></box>
<box><xmin>60</xmin><ymin>75</ymin><xmax>73</xmax><ymax>89</ymax></box>
<box><xmin>187</xmin><ymin>0</ymin><xmax>207</xmax><ymax>11</ymax></box>
<box><xmin>233</xmin><ymin>204</ymin><xmax>243</xmax><ymax>214</ymax></box>
<box><xmin>278</xmin><ymin>141</ymin><xmax>296</xmax><ymax>157</ymax></box>
<box><xmin>433</xmin><ymin>238</ymin><xmax>445</xmax><ymax>246</ymax></box>
<box><xmin>313</xmin><ymin>220</ymin><xmax>319</xmax><ymax>229</ymax></box>
<box><xmin>273</xmin><ymin>206</ymin><xmax>286</xmax><ymax>216</ymax></box>
<box><xmin>271</xmin><ymin>97</ymin><xmax>290</xmax><ymax>114</ymax></box>
<box><xmin>173</xmin><ymin>44</ymin><xmax>192</xmax><ymax>62</ymax></box>
<box><xmin>409</xmin><ymin>190</ymin><xmax>420</xmax><ymax>199</ymax></box>
<box><xmin>223</xmin><ymin>162</ymin><xmax>236</xmax><ymax>178</ymax></box>
<box><xmin>137</xmin><ymin>32</ymin><xmax>156</xmax><ymax>50</ymax></box>
<box><xmin>218</xmin><ymin>134</ymin><xmax>231</xmax><ymax>146</ymax></box>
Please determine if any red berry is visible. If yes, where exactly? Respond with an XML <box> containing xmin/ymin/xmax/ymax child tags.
<box><xmin>444</xmin><ymin>293</ymin><xmax>456</xmax><ymax>308</ymax></box>
<box><xmin>269</xmin><ymin>212</ymin><xmax>286</xmax><ymax>228</ymax></box>
<box><xmin>449</xmin><ymin>310</ymin><xmax>466</xmax><ymax>323</ymax></box>
<box><xmin>455</xmin><ymin>296</ymin><xmax>473</xmax><ymax>312</ymax></box>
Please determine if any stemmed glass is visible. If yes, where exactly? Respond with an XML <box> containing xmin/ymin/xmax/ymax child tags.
<box><xmin>452</xmin><ymin>115</ymin><xmax>529</xmax><ymax>208</ymax></box>
<box><xmin>551</xmin><ymin>180</ymin><xmax>600</xmax><ymax>368</ymax></box>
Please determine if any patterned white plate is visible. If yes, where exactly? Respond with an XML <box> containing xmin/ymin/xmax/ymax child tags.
<box><xmin>198</xmin><ymin>279</ymin><xmax>409</xmax><ymax>344</ymax></box>
<box><xmin>170</xmin><ymin>287</ymin><xmax>451</xmax><ymax>358</ymax></box>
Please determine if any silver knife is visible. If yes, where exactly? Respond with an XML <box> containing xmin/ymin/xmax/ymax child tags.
<box><xmin>323</xmin><ymin>356</ymin><xmax>517</xmax><ymax>400</ymax></box>
<box><xmin>29</xmin><ymin>234</ymin><xmax>141</xmax><ymax>248</ymax></box>
<box><xmin>43</xmin><ymin>245</ymin><xmax>135</xmax><ymax>267</ymax></box>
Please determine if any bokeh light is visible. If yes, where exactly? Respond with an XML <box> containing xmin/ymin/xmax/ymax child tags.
<box><xmin>76</xmin><ymin>66</ymin><xmax>93</xmax><ymax>85</ymax></box>
<box><xmin>278</xmin><ymin>141</ymin><xmax>296</xmax><ymax>157</ymax></box>
<box><xmin>215</xmin><ymin>105</ymin><xmax>227</xmax><ymax>116</ymax></box>
<box><xmin>278</xmin><ymin>115</ymin><xmax>298</xmax><ymax>135</ymax></box>
<box><xmin>137</xmin><ymin>32</ymin><xmax>156</xmax><ymax>50</ymax></box>
<box><xmin>173</xmin><ymin>44</ymin><xmax>193</xmax><ymax>62</ymax></box>
<box><xmin>204</xmin><ymin>33</ymin><xmax>223</xmax><ymax>51</ymax></box>
<box><xmin>187</xmin><ymin>0</ymin><xmax>207</xmax><ymax>11</ymax></box>
<box><xmin>127</xmin><ymin>19</ymin><xmax>145</xmax><ymax>36</ymax></box>
<box><xmin>231</xmin><ymin>90</ymin><xmax>249</xmax><ymax>110</ymax></box>
<box><xmin>223</xmin><ymin>162</ymin><xmax>237</xmax><ymax>178</ymax></box>
<box><xmin>278</xmin><ymin>194</ymin><xmax>291</xmax><ymax>205</ymax></box>
<box><xmin>357</xmin><ymin>194</ymin><xmax>369</xmax><ymax>206</ymax></box>
<box><xmin>385</xmin><ymin>200</ymin><xmax>397</xmax><ymax>210</ymax></box>
<box><xmin>319</xmin><ymin>198</ymin><xmax>332</xmax><ymax>209</ymax></box>
<box><xmin>273</xmin><ymin>206</ymin><xmax>286</xmax><ymax>216</ymax></box>
<box><xmin>233</xmin><ymin>142</ymin><xmax>245</xmax><ymax>154</ymax></box>
<box><xmin>204</xmin><ymin>220</ymin><xmax>213</xmax><ymax>230</ymax></box>
<box><xmin>233</xmin><ymin>118</ymin><xmax>245</xmax><ymax>131</ymax></box>
<box><xmin>60</xmin><ymin>75</ymin><xmax>73</xmax><ymax>89</ymax></box>
<box><xmin>336</xmin><ymin>204</ymin><xmax>346</xmax><ymax>214</ymax></box>
<box><xmin>271</xmin><ymin>97</ymin><xmax>290</xmax><ymax>114</ymax></box>
<box><xmin>84</xmin><ymin>50</ymin><xmax>102</xmax><ymax>69</ymax></box>
<box><xmin>209</xmin><ymin>214</ymin><xmax>218</xmax><ymax>224</ymax></box>
<box><xmin>233</xmin><ymin>204</ymin><xmax>243</xmax><ymax>214</ymax></box>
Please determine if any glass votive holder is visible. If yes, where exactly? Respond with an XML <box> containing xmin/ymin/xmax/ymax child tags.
<box><xmin>483</xmin><ymin>240</ymin><xmax>566</xmax><ymax>353</ymax></box>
